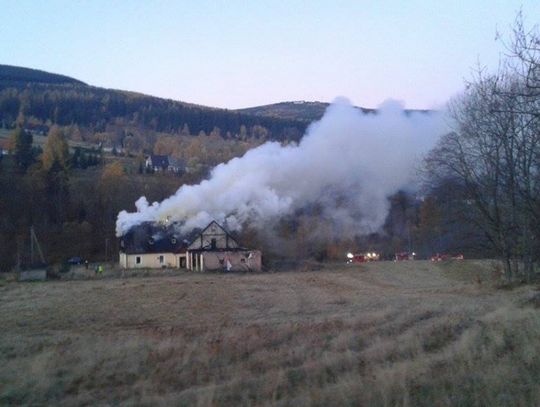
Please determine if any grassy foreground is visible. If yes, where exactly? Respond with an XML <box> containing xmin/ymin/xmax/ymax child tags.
<box><xmin>1</xmin><ymin>261</ymin><xmax>539</xmax><ymax>406</ymax></box>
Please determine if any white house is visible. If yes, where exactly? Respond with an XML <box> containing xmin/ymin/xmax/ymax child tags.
<box><xmin>119</xmin><ymin>220</ymin><xmax>262</xmax><ymax>272</ymax></box>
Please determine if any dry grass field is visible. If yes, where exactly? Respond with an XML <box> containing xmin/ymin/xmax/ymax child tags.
<box><xmin>1</xmin><ymin>260</ymin><xmax>540</xmax><ymax>406</ymax></box>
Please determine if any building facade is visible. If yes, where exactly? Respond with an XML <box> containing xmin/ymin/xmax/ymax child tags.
<box><xmin>119</xmin><ymin>220</ymin><xmax>261</xmax><ymax>272</ymax></box>
<box><xmin>186</xmin><ymin>221</ymin><xmax>262</xmax><ymax>272</ymax></box>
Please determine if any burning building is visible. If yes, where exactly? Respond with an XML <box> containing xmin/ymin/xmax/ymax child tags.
<box><xmin>119</xmin><ymin>220</ymin><xmax>262</xmax><ymax>272</ymax></box>
<box><xmin>116</xmin><ymin>100</ymin><xmax>446</xmax><ymax>244</ymax></box>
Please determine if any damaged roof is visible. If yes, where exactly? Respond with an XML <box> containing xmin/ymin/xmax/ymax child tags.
<box><xmin>120</xmin><ymin>222</ymin><xmax>198</xmax><ymax>254</ymax></box>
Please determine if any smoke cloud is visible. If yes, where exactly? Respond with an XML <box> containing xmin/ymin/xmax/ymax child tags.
<box><xmin>116</xmin><ymin>98</ymin><xmax>446</xmax><ymax>237</ymax></box>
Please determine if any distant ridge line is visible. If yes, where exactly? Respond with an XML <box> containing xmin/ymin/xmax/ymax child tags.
<box><xmin>0</xmin><ymin>64</ymin><xmax>86</xmax><ymax>86</ymax></box>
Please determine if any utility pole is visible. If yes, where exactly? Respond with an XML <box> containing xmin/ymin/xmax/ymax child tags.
<box><xmin>30</xmin><ymin>226</ymin><xmax>45</xmax><ymax>265</ymax></box>
<box><xmin>105</xmin><ymin>238</ymin><xmax>109</xmax><ymax>263</ymax></box>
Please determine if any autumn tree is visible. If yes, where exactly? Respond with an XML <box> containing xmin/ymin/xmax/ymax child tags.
<box><xmin>43</xmin><ymin>126</ymin><xmax>70</xmax><ymax>171</ymax></box>
<box><xmin>99</xmin><ymin>161</ymin><xmax>127</xmax><ymax>222</ymax></box>
<box><xmin>181</xmin><ymin>123</ymin><xmax>190</xmax><ymax>136</ymax></box>
<box><xmin>9</xmin><ymin>127</ymin><xmax>33</xmax><ymax>172</ymax></box>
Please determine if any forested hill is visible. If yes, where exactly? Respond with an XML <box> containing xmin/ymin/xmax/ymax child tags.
<box><xmin>0</xmin><ymin>64</ymin><xmax>86</xmax><ymax>87</ymax></box>
<box><xmin>0</xmin><ymin>65</ymin><xmax>306</xmax><ymax>141</ymax></box>
<box><xmin>237</xmin><ymin>101</ymin><xmax>431</xmax><ymax>123</ymax></box>
<box><xmin>237</xmin><ymin>101</ymin><xmax>375</xmax><ymax>123</ymax></box>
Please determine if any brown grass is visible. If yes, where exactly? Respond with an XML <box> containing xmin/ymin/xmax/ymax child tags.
<box><xmin>1</xmin><ymin>260</ymin><xmax>539</xmax><ymax>406</ymax></box>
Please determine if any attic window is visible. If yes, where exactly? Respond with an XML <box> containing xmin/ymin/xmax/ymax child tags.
<box><xmin>148</xmin><ymin>238</ymin><xmax>155</xmax><ymax>245</ymax></box>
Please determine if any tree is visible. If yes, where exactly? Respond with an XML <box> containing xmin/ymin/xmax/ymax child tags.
<box><xmin>425</xmin><ymin>67</ymin><xmax>540</xmax><ymax>282</ymax></box>
<box><xmin>45</xmin><ymin>166</ymin><xmax>70</xmax><ymax>224</ymax></box>
<box><xmin>43</xmin><ymin>126</ymin><xmax>70</xmax><ymax>171</ymax></box>
<box><xmin>417</xmin><ymin>196</ymin><xmax>442</xmax><ymax>254</ymax></box>
<box><xmin>98</xmin><ymin>162</ymin><xmax>128</xmax><ymax>253</ymax></box>
<box><xmin>239</xmin><ymin>125</ymin><xmax>247</xmax><ymax>140</ymax></box>
<box><xmin>9</xmin><ymin>127</ymin><xmax>33</xmax><ymax>172</ymax></box>
<box><xmin>209</xmin><ymin>126</ymin><xmax>221</xmax><ymax>138</ymax></box>
<box><xmin>503</xmin><ymin>13</ymin><xmax>540</xmax><ymax>102</ymax></box>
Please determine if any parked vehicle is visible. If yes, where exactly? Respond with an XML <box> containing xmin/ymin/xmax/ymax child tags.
<box><xmin>346</xmin><ymin>252</ymin><xmax>380</xmax><ymax>263</ymax></box>
<box><xmin>431</xmin><ymin>253</ymin><xmax>464</xmax><ymax>261</ymax></box>
<box><xmin>67</xmin><ymin>256</ymin><xmax>83</xmax><ymax>265</ymax></box>
<box><xmin>347</xmin><ymin>254</ymin><xmax>366</xmax><ymax>263</ymax></box>
<box><xmin>395</xmin><ymin>252</ymin><xmax>415</xmax><ymax>261</ymax></box>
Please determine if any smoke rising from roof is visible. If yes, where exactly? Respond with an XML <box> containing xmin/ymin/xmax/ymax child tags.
<box><xmin>116</xmin><ymin>98</ymin><xmax>446</xmax><ymax>237</ymax></box>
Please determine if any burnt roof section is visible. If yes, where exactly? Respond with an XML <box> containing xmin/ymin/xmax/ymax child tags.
<box><xmin>120</xmin><ymin>221</ymin><xmax>198</xmax><ymax>254</ymax></box>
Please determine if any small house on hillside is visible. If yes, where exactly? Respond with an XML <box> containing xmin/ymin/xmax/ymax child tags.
<box><xmin>146</xmin><ymin>155</ymin><xmax>169</xmax><ymax>172</ymax></box>
<box><xmin>119</xmin><ymin>220</ymin><xmax>262</xmax><ymax>272</ymax></box>
<box><xmin>145</xmin><ymin>155</ymin><xmax>185</xmax><ymax>174</ymax></box>
<box><xmin>24</xmin><ymin>124</ymin><xmax>49</xmax><ymax>135</ymax></box>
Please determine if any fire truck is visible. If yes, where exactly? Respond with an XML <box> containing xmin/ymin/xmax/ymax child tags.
<box><xmin>347</xmin><ymin>252</ymin><xmax>380</xmax><ymax>263</ymax></box>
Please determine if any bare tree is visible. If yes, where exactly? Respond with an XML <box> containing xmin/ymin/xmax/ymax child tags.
<box><xmin>503</xmin><ymin>12</ymin><xmax>540</xmax><ymax>96</ymax></box>
<box><xmin>425</xmin><ymin>23</ymin><xmax>540</xmax><ymax>282</ymax></box>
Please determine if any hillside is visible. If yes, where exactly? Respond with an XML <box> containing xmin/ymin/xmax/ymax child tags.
<box><xmin>0</xmin><ymin>64</ymin><xmax>86</xmax><ymax>87</ymax></box>
<box><xmin>237</xmin><ymin>101</ymin><xmax>375</xmax><ymax>123</ymax></box>
<box><xmin>0</xmin><ymin>66</ymin><xmax>435</xmax><ymax>143</ymax></box>
<box><xmin>237</xmin><ymin>101</ymin><xmax>432</xmax><ymax>123</ymax></box>
<box><xmin>0</xmin><ymin>65</ymin><xmax>307</xmax><ymax>142</ymax></box>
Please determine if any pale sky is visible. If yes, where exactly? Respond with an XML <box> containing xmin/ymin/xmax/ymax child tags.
<box><xmin>1</xmin><ymin>1</ymin><xmax>539</xmax><ymax>109</ymax></box>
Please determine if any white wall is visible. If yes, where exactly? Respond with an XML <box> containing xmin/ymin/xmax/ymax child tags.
<box><xmin>121</xmin><ymin>252</ymin><xmax>177</xmax><ymax>269</ymax></box>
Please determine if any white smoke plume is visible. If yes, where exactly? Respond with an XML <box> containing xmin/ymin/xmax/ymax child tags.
<box><xmin>116</xmin><ymin>98</ymin><xmax>446</xmax><ymax>237</ymax></box>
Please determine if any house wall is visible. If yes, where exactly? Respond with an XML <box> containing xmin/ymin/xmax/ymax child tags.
<box><xmin>19</xmin><ymin>269</ymin><xmax>47</xmax><ymax>281</ymax></box>
<box><xmin>188</xmin><ymin>222</ymin><xmax>239</xmax><ymax>250</ymax></box>
<box><xmin>199</xmin><ymin>250</ymin><xmax>262</xmax><ymax>272</ymax></box>
<box><xmin>119</xmin><ymin>252</ymin><xmax>127</xmax><ymax>268</ymax></box>
<box><xmin>121</xmin><ymin>252</ymin><xmax>177</xmax><ymax>269</ymax></box>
